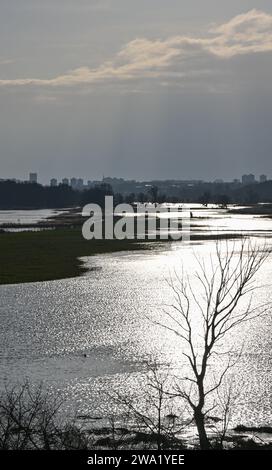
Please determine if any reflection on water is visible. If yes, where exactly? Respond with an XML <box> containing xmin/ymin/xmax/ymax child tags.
<box><xmin>0</xmin><ymin>208</ymin><xmax>272</xmax><ymax>427</ymax></box>
<box><xmin>0</xmin><ymin>209</ymin><xmax>64</xmax><ymax>225</ymax></box>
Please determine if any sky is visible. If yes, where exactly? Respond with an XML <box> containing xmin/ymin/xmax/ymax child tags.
<box><xmin>0</xmin><ymin>0</ymin><xmax>272</xmax><ymax>183</ymax></box>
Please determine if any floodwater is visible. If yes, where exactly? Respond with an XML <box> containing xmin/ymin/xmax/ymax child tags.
<box><xmin>0</xmin><ymin>209</ymin><xmax>64</xmax><ymax>225</ymax></box>
<box><xmin>0</xmin><ymin>205</ymin><xmax>272</xmax><ymax>428</ymax></box>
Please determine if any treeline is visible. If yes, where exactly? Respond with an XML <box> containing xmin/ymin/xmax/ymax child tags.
<box><xmin>117</xmin><ymin>181</ymin><xmax>272</xmax><ymax>205</ymax></box>
<box><xmin>0</xmin><ymin>180</ymin><xmax>272</xmax><ymax>209</ymax></box>
<box><xmin>193</xmin><ymin>180</ymin><xmax>272</xmax><ymax>205</ymax></box>
<box><xmin>231</xmin><ymin>180</ymin><xmax>272</xmax><ymax>204</ymax></box>
<box><xmin>0</xmin><ymin>180</ymin><xmax>113</xmax><ymax>209</ymax></box>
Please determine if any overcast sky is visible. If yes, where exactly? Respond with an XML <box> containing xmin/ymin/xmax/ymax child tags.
<box><xmin>0</xmin><ymin>1</ymin><xmax>272</xmax><ymax>182</ymax></box>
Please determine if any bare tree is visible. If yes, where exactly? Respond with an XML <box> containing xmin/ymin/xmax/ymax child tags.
<box><xmin>149</xmin><ymin>185</ymin><xmax>159</xmax><ymax>204</ymax></box>
<box><xmin>0</xmin><ymin>382</ymin><xmax>62</xmax><ymax>450</ymax></box>
<box><xmin>154</xmin><ymin>239</ymin><xmax>271</xmax><ymax>449</ymax></box>
<box><xmin>113</xmin><ymin>362</ymin><xmax>185</xmax><ymax>450</ymax></box>
<box><xmin>212</xmin><ymin>379</ymin><xmax>241</xmax><ymax>448</ymax></box>
<box><xmin>0</xmin><ymin>382</ymin><xmax>89</xmax><ymax>450</ymax></box>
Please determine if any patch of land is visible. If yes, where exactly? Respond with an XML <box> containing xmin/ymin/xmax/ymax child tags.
<box><xmin>0</xmin><ymin>227</ymin><xmax>249</xmax><ymax>285</ymax></box>
<box><xmin>1</xmin><ymin>205</ymin><xmax>266</xmax><ymax>285</ymax></box>
<box><xmin>0</xmin><ymin>229</ymin><xmax>152</xmax><ymax>285</ymax></box>
<box><xmin>228</xmin><ymin>204</ymin><xmax>272</xmax><ymax>216</ymax></box>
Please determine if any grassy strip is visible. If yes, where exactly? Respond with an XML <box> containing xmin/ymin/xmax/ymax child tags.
<box><xmin>0</xmin><ymin>228</ymin><xmax>150</xmax><ymax>285</ymax></box>
<box><xmin>0</xmin><ymin>226</ymin><xmax>248</xmax><ymax>285</ymax></box>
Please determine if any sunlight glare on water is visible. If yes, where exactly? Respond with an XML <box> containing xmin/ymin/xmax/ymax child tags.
<box><xmin>0</xmin><ymin>207</ymin><xmax>272</xmax><ymax>427</ymax></box>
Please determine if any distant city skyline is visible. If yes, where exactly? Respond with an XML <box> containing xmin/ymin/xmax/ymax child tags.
<box><xmin>2</xmin><ymin>171</ymin><xmax>270</xmax><ymax>187</ymax></box>
<box><xmin>1</xmin><ymin>167</ymin><xmax>271</xmax><ymax>185</ymax></box>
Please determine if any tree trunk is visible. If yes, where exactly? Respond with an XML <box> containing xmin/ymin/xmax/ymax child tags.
<box><xmin>194</xmin><ymin>409</ymin><xmax>211</xmax><ymax>450</ymax></box>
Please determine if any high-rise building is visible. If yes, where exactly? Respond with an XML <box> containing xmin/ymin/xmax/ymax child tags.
<box><xmin>77</xmin><ymin>178</ymin><xmax>84</xmax><ymax>189</ymax></box>
<box><xmin>70</xmin><ymin>177</ymin><xmax>77</xmax><ymax>189</ymax></box>
<box><xmin>29</xmin><ymin>172</ymin><xmax>38</xmax><ymax>184</ymax></box>
<box><xmin>70</xmin><ymin>177</ymin><xmax>84</xmax><ymax>190</ymax></box>
<box><xmin>50</xmin><ymin>178</ymin><xmax>58</xmax><ymax>187</ymax></box>
<box><xmin>242</xmin><ymin>174</ymin><xmax>255</xmax><ymax>185</ymax></box>
<box><xmin>260</xmin><ymin>174</ymin><xmax>267</xmax><ymax>183</ymax></box>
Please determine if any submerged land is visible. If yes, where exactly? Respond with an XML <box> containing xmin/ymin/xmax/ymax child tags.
<box><xmin>1</xmin><ymin>204</ymin><xmax>272</xmax><ymax>450</ymax></box>
<box><xmin>0</xmin><ymin>203</ymin><xmax>272</xmax><ymax>285</ymax></box>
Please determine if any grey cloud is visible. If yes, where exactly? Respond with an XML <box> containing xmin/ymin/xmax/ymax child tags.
<box><xmin>0</xmin><ymin>9</ymin><xmax>271</xmax><ymax>90</ymax></box>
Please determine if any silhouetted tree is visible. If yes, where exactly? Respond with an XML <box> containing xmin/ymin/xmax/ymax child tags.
<box><xmin>0</xmin><ymin>382</ymin><xmax>89</xmax><ymax>450</ymax></box>
<box><xmin>154</xmin><ymin>240</ymin><xmax>271</xmax><ymax>449</ymax></box>
<box><xmin>216</xmin><ymin>194</ymin><xmax>230</xmax><ymax>209</ymax></box>
<box><xmin>114</xmin><ymin>193</ymin><xmax>124</xmax><ymax>205</ymax></box>
<box><xmin>114</xmin><ymin>362</ymin><xmax>185</xmax><ymax>450</ymax></box>
<box><xmin>81</xmin><ymin>184</ymin><xmax>113</xmax><ymax>208</ymax></box>
<box><xmin>137</xmin><ymin>192</ymin><xmax>147</xmax><ymax>204</ymax></box>
<box><xmin>0</xmin><ymin>181</ymin><xmax>113</xmax><ymax>210</ymax></box>
<box><xmin>125</xmin><ymin>193</ymin><xmax>136</xmax><ymax>204</ymax></box>
<box><xmin>200</xmin><ymin>191</ymin><xmax>211</xmax><ymax>206</ymax></box>
<box><xmin>149</xmin><ymin>185</ymin><xmax>159</xmax><ymax>203</ymax></box>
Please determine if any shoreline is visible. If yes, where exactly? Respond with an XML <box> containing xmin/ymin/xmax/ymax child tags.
<box><xmin>1</xmin><ymin>205</ymin><xmax>272</xmax><ymax>286</ymax></box>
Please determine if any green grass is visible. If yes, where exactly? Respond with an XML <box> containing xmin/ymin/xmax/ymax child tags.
<box><xmin>0</xmin><ymin>229</ymin><xmax>150</xmax><ymax>285</ymax></box>
<box><xmin>0</xmin><ymin>226</ymin><xmax>246</xmax><ymax>285</ymax></box>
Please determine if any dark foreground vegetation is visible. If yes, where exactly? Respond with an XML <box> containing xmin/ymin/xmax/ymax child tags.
<box><xmin>1</xmin><ymin>381</ymin><xmax>271</xmax><ymax>451</ymax></box>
